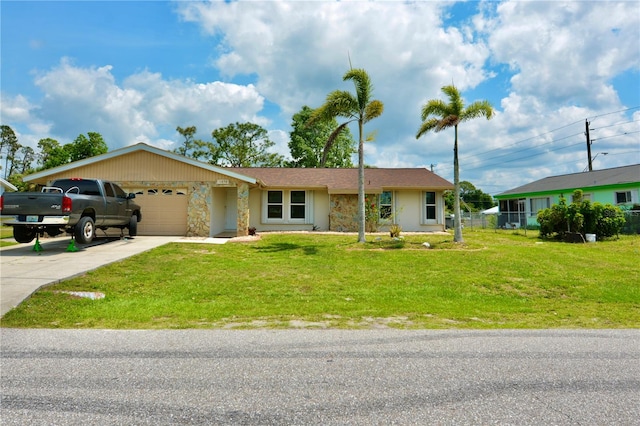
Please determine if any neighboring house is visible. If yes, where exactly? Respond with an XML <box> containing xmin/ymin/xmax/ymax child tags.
<box><xmin>22</xmin><ymin>143</ymin><xmax>453</xmax><ymax>237</ymax></box>
<box><xmin>0</xmin><ymin>177</ymin><xmax>18</xmax><ymax>196</ymax></box>
<box><xmin>494</xmin><ymin>164</ymin><xmax>640</xmax><ymax>228</ymax></box>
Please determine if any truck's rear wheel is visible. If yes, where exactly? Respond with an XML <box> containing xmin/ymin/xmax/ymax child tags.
<box><xmin>128</xmin><ymin>215</ymin><xmax>138</xmax><ymax>237</ymax></box>
<box><xmin>13</xmin><ymin>226</ymin><xmax>36</xmax><ymax>243</ymax></box>
<box><xmin>75</xmin><ymin>216</ymin><xmax>95</xmax><ymax>244</ymax></box>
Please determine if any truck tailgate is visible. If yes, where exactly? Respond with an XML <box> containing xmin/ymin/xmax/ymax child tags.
<box><xmin>1</xmin><ymin>192</ymin><xmax>67</xmax><ymax>220</ymax></box>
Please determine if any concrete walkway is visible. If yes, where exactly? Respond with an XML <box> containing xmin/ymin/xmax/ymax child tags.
<box><xmin>0</xmin><ymin>235</ymin><xmax>186</xmax><ymax>317</ymax></box>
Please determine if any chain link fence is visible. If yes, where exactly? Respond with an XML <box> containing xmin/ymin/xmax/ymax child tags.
<box><xmin>455</xmin><ymin>210</ymin><xmax>640</xmax><ymax>235</ymax></box>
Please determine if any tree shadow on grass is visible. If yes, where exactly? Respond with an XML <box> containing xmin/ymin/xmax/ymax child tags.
<box><xmin>252</xmin><ymin>243</ymin><xmax>318</xmax><ymax>255</ymax></box>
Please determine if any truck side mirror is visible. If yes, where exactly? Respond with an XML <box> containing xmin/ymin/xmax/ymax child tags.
<box><xmin>127</xmin><ymin>193</ymin><xmax>136</xmax><ymax>199</ymax></box>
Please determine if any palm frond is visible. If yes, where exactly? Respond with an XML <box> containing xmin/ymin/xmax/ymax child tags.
<box><xmin>363</xmin><ymin>100</ymin><xmax>384</xmax><ymax>123</ymax></box>
<box><xmin>416</xmin><ymin>118</ymin><xmax>441</xmax><ymax>138</ymax></box>
<box><xmin>435</xmin><ymin>115</ymin><xmax>459</xmax><ymax>131</ymax></box>
<box><xmin>420</xmin><ymin>99</ymin><xmax>448</xmax><ymax>121</ymax></box>
<box><xmin>460</xmin><ymin>100</ymin><xmax>494</xmax><ymax>121</ymax></box>
<box><xmin>344</xmin><ymin>68</ymin><xmax>373</xmax><ymax>111</ymax></box>
<box><xmin>321</xmin><ymin>122</ymin><xmax>351</xmax><ymax>166</ymax></box>
<box><xmin>441</xmin><ymin>85</ymin><xmax>464</xmax><ymax>114</ymax></box>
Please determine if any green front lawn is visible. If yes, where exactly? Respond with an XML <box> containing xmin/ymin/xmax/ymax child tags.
<box><xmin>1</xmin><ymin>229</ymin><xmax>638</xmax><ymax>329</ymax></box>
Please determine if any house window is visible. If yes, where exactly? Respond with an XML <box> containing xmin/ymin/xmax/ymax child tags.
<box><xmin>379</xmin><ymin>191</ymin><xmax>392</xmax><ymax>220</ymax></box>
<box><xmin>263</xmin><ymin>190</ymin><xmax>313</xmax><ymax>223</ymax></box>
<box><xmin>425</xmin><ymin>191</ymin><xmax>436</xmax><ymax>221</ymax></box>
<box><xmin>290</xmin><ymin>191</ymin><xmax>306</xmax><ymax>219</ymax></box>
<box><xmin>267</xmin><ymin>191</ymin><xmax>283</xmax><ymax>219</ymax></box>
<box><xmin>529</xmin><ymin>197</ymin><xmax>550</xmax><ymax>216</ymax></box>
<box><xmin>616</xmin><ymin>191</ymin><xmax>632</xmax><ymax>204</ymax></box>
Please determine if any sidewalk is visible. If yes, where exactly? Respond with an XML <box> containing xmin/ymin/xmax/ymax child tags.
<box><xmin>0</xmin><ymin>236</ymin><xmax>180</xmax><ymax>317</ymax></box>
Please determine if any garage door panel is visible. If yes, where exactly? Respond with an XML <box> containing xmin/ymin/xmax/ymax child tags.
<box><xmin>131</xmin><ymin>188</ymin><xmax>188</xmax><ymax>236</ymax></box>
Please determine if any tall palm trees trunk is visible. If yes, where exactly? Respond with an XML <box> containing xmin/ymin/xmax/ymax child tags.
<box><xmin>453</xmin><ymin>125</ymin><xmax>463</xmax><ymax>243</ymax></box>
<box><xmin>357</xmin><ymin>119</ymin><xmax>366</xmax><ymax>243</ymax></box>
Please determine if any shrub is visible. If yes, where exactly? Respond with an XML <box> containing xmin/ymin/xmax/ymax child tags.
<box><xmin>595</xmin><ymin>204</ymin><xmax>626</xmax><ymax>238</ymax></box>
<box><xmin>389</xmin><ymin>224</ymin><xmax>402</xmax><ymax>237</ymax></box>
<box><xmin>537</xmin><ymin>190</ymin><xmax>625</xmax><ymax>239</ymax></box>
<box><xmin>537</xmin><ymin>196</ymin><xmax>568</xmax><ymax>237</ymax></box>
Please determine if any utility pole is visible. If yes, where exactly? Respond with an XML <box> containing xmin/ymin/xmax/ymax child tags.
<box><xmin>585</xmin><ymin>120</ymin><xmax>593</xmax><ymax>172</ymax></box>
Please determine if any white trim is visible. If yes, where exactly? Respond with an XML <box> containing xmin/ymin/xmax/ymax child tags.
<box><xmin>23</xmin><ymin>143</ymin><xmax>257</xmax><ymax>184</ymax></box>
<box><xmin>261</xmin><ymin>189</ymin><xmax>314</xmax><ymax>224</ymax></box>
<box><xmin>421</xmin><ymin>191</ymin><xmax>438</xmax><ymax>224</ymax></box>
<box><xmin>0</xmin><ymin>177</ymin><xmax>18</xmax><ymax>192</ymax></box>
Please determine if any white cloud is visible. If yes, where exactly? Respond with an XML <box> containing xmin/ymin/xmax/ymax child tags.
<box><xmin>26</xmin><ymin>58</ymin><xmax>267</xmax><ymax>150</ymax></box>
<box><xmin>0</xmin><ymin>93</ymin><xmax>34</xmax><ymax>122</ymax></box>
<box><xmin>485</xmin><ymin>1</ymin><xmax>639</xmax><ymax>109</ymax></box>
<box><xmin>3</xmin><ymin>1</ymin><xmax>638</xmax><ymax>194</ymax></box>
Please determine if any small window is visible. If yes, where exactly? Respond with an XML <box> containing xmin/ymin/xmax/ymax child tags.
<box><xmin>147</xmin><ymin>189</ymin><xmax>158</xmax><ymax>195</ymax></box>
<box><xmin>425</xmin><ymin>191</ymin><xmax>436</xmax><ymax>220</ymax></box>
<box><xmin>616</xmin><ymin>191</ymin><xmax>632</xmax><ymax>204</ymax></box>
<box><xmin>267</xmin><ymin>191</ymin><xmax>283</xmax><ymax>219</ymax></box>
<box><xmin>162</xmin><ymin>189</ymin><xmax>173</xmax><ymax>195</ymax></box>
<box><xmin>290</xmin><ymin>191</ymin><xmax>306</xmax><ymax>219</ymax></box>
<box><xmin>530</xmin><ymin>197</ymin><xmax>550</xmax><ymax>216</ymax></box>
<box><xmin>379</xmin><ymin>191</ymin><xmax>392</xmax><ymax>220</ymax></box>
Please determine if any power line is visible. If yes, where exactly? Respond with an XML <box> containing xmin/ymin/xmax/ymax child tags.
<box><xmin>590</xmin><ymin>118</ymin><xmax>640</xmax><ymax>131</ymax></box>
<box><xmin>588</xmin><ymin>106</ymin><xmax>640</xmax><ymax>122</ymax></box>
<box><xmin>590</xmin><ymin>130</ymin><xmax>640</xmax><ymax>142</ymax></box>
<box><xmin>432</xmin><ymin>106</ymin><xmax>640</xmax><ymax>174</ymax></box>
<box><xmin>462</xmin><ymin>141</ymin><xmax>585</xmax><ymax>173</ymax></box>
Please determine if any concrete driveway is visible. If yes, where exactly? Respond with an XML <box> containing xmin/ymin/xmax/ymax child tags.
<box><xmin>0</xmin><ymin>235</ymin><xmax>179</xmax><ymax>317</ymax></box>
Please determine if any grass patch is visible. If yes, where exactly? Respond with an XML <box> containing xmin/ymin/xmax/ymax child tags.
<box><xmin>1</xmin><ymin>229</ymin><xmax>638</xmax><ymax>329</ymax></box>
<box><xmin>0</xmin><ymin>224</ymin><xmax>17</xmax><ymax>247</ymax></box>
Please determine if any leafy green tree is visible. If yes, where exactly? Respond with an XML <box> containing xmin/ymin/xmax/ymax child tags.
<box><xmin>15</xmin><ymin>145</ymin><xmax>35</xmax><ymax>175</ymax></box>
<box><xmin>174</xmin><ymin>126</ymin><xmax>212</xmax><ymax>161</ymax></box>
<box><xmin>69</xmin><ymin>132</ymin><xmax>108</xmax><ymax>162</ymax></box>
<box><xmin>288</xmin><ymin>105</ymin><xmax>355</xmax><ymax>168</ymax></box>
<box><xmin>1</xmin><ymin>125</ymin><xmax>20</xmax><ymax>179</ymax></box>
<box><xmin>37</xmin><ymin>138</ymin><xmax>70</xmax><ymax>170</ymax></box>
<box><xmin>416</xmin><ymin>85</ymin><xmax>493</xmax><ymax>243</ymax></box>
<box><xmin>210</xmin><ymin>122</ymin><xmax>285</xmax><ymax>167</ymax></box>
<box><xmin>447</xmin><ymin>181</ymin><xmax>496</xmax><ymax>212</ymax></box>
<box><xmin>308</xmin><ymin>68</ymin><xmax>384</xmax><ymax>243</ymax></box>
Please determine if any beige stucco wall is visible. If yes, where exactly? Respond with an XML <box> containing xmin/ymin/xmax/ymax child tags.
<box><xmin>390</xmin><ymin>190</ymin><xmax>447</xmax><ymax>232</ymax></box>
<box><xmin>246</xmin><ymin>189</ymin><xmax>448</xmax><ymax>233</ymax></box>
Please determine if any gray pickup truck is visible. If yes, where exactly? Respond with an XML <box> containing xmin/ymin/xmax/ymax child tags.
<box><xmin>1</xmin><ymin>178</ymin><xmax>142</xmax><ymax>244</ymax></box>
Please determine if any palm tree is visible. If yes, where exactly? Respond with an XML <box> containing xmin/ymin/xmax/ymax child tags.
<box><xmin>308</xmin><ymin>68</ymin><xmax>384</xmax><ymax>243</ymax></box>
<box><xmin>416</xmin><ymin>85</ymin><xmax>493</xmax><ymax>243</ymax></box>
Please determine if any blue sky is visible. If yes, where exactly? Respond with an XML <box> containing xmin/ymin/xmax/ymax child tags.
<box><xmin>1</xmin><ymin>0</ymin><xmax>639</xmax><ymax>195</ymax></box>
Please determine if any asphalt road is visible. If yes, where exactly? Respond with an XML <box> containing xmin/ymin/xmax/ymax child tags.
<box><xmin>1</xmin><ymin>329</ymin><xmax>639</xmax><ymax>425</ymax></box>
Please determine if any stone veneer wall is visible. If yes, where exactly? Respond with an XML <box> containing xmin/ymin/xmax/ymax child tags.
<box><xmin>329</xmin><ymin>194</ymin><xmax>358</xmax><ymax>232</ymax></box>
<box><xmin>236</xmin><ymin>183</ymin><xmax>249</xmax><ymax>236</ymax></box>
<box><xmin>187</xmin><ymin>183</ymin><xmax>211</xmax><ymax>237</ymax></box>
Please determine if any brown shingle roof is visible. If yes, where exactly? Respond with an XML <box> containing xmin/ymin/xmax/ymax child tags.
<box><xmin>232</xmin><ymin>168</ymin><xmax>453</xmax><ymax>193</ymax></box>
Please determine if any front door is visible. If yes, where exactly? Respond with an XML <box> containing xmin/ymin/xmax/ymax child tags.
<box><xmin>225</xmin><ymin>188</ymin><xmax>237</xmax><ymax>230</ymax></box>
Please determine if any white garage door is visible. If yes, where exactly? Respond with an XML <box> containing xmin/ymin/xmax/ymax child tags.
<box><xmin>132</xmin><ymin>188</ymin><xmax>188</xmax><ymax>236</ymax></box>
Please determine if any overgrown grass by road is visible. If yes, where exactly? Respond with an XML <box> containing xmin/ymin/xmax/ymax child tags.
<box><xmin>1</xmin><ymin>230</ymin><xmax>638</xmax><ymax>329</ymax></box>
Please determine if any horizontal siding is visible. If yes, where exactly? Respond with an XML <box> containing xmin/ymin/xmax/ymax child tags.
<box><xmin>41</xmin><ymin>151</ymin><xmax>235</xmax><ymax>184</ymax></box>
